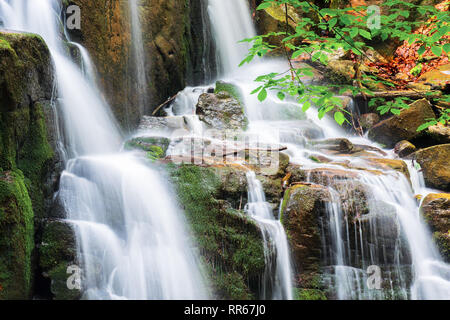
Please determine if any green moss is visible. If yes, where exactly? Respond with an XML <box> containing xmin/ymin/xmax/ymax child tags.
<box><xmin>294</xmin><ymin>288</ymin><xmax>327</xmax><ymax>300</ymax></box>
<box><xmin>0</xmin><ymin>170</ymin><xmax>34</xmax><ymax>299</ymax></box>
<box><xmin>215</xmin><ymin>81</ymin><xmax>245</xmax><ymax>105</ymax></box>
<box><xmin>168</xmin><ymin>164</ymin><xmax>265</xmax><ymax>299</ymax></box>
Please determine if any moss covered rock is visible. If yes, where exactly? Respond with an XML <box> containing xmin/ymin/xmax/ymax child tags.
<box><xmin>168</xmin><ymin>164</ymin><xmax>265</xmax><ymax>299</ymax></box>
<box><xmin>0</xmin><ymin>170</ymin><xmax>34</xmax><ymax>299</ymax></box>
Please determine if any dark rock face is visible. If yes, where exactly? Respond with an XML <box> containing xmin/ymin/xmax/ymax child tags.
<box><xmin>359</xmin><ymin>113</ymin><xmax>380</xmax><ymax>130</ymax></box>
<box><xmin>368</xmin><ymin>99</ymin><xmax>436</xmax><ymax>148</ymax></box>
<box><xmin>0</xmin><ymin>32</ymin><xmax>59</xmax><ymax>299</ymax></box>
<box><xmin>196</xmin><ymin>92</ymin><xmax>248</xmax><ymax>131</ymax></box>
<box><xmin>421</xmin><ymin>193</ymin><xmax>450</xmax><ymax>262</ymax></box>
<box><xmin>413</xmin><ymin>144</ymin><xmax>450</xmax><ymax>191</ymax></box>
<box><xmin>39</xmin><ymin>220</ymin><xmax>80</xmax><ymax>300</ymax></box>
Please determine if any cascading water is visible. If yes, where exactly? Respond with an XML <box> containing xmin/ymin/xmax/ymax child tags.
<box><xmin>0</xmin><ymin>0</ymin><xmax>208</xmax><ymax>299</ymax></box>
<box><xmin>246</xmin><ymin>172</ymin><xmax>293</xmax><ymax>300</ymax></box>
<box><xmin>207</xmin><ymin>0</ymin><xmax>255</xmax><ymax>75</ymax></box>
<box><xmin>129</xmin><ymin>0</ymin><xmax>148</xmax><ymax>116</ymax></box>
<box><xmin>201</xmin><ymin>0</ymin><xmax>450</xmax><ymax>300</ymax></box>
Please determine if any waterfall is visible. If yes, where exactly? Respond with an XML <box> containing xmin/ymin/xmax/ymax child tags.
<box><xmin>207</xmin><ymin>0</ymin><xmax>255</xmax><ymax>75</ymax></box>
<box><xmin>203</xmin><ymin>0</ymin><xmax>450</xmax><ymax>300</ymax></box>
<box><xmin>0</xmin><ymin>0</ymin><xmax>207</xmax><ymax>299</ymax></box>
<box><xmin>129</xmin><ymin>0</ymin><xmax>148</xmax><ymax>116</ymax></box>
<box><xmin>246</xmin><ymin>172</ymin><xmax>293</xmax><ymax>300</ymax></box>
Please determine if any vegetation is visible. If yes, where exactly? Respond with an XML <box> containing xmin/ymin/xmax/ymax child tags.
<box><xmin>241</xmin><ymin>0</ymin><xmax>449</xmax><ymax>130</ymax></box>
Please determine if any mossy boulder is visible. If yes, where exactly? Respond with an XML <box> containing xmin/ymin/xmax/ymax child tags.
<box><xmin>368</xmin><ymin>99</ymin><xmax>436</xmax><ymax>148</ymax></box>
<box><xmin>413</xmin><ymin>144</ymin><xmax>450</xmax><ymax>191</ymax></box>
<box><xmin>420</xmin><ymin>193</ymin><xmax>450</xmax><ymax>262</ymax></box>
<box><xmin>0</xmin><ymin>170</ymin><xmax>34</xmax><ymax>299</ymax></box>
<box><xmin>215</xmin><ymin>81</ymin><xmax>245</xmax><ymax>106</ymax></box>
<box><xmin>196</xmin><ymin>92</ymin><xmax>248</xmax><ymax>131</ymax></box>
<box><xmin>39</xmin><ymin>220</ymin><xmax>80</xmax><ymax>300</ymax></box>
<box><xmin>168</xmin><ymin>164</ymin><xmax>265</xmax><ymax>299</ymax></box>
<box><xmin>124</xmin><ymin>136</ymin><xmax>171</xmax><ymax>161</ymax></box>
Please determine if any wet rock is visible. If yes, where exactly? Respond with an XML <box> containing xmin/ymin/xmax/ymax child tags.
<box><xmin>420</xmin><ymin>193</ymin><xmax>450</xmax><ymax>262</ymax></box>
<box><xmin>366</xmin><ymin>158</ymin><xmax>410</xmax><ymax>179</ymax></box>
<box><xmin>281</xmin><ymin>184</ymin><xmax>331</xmax><ymax>288</ymax></box>
<box><xmin>394</xmin><ymin>140</ymin><xmax>416</xmax><ymax>158</ymax></box>
<box><xmin>359</xmin><ymin>113</ymin><xmax>380</xmax><ymax>130</ymax></box>
<box><xmin>368</xmin><ymin>99</ymin><xmax>436</xmax><ymax>148</ymax></box>
<box><xmin>311</xmin><ymin>138</ymin><xmax>357</xmax><ymax>154</ymax></box>
<box><xmin>138</xmin><ymin>116</ymin><xmax>189</xmax><ymax>133</ymax></box>
<box><xmin>124</xmin><ymin>136</ymin><xmax>171</xmax><ymax>160</ymax></box>
<box><xmin>413</xmin><ymin>144</ymin><xmax>450</xmax><ymax>191</ymax></box>
<box><xmin>196</xmin><ymin>92</ymin><xmax>248</xmax><ymax>131</ymax></box>
<box><xmin>215</xmin><ymin>81</ymin><xmax>244</xmax><ymax>105</ymax></box>
<box><xmin>39</xmin><ymin>220</ymin><xmax>80</xmax><ymax>300</ymax></box>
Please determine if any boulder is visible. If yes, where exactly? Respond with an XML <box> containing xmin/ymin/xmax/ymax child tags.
<box><xmin>413</xmin><ymin>144</ymin><xmax>450</xmax><ymax>191</ymax></box>
<box><xmin>138</xmin><ymin>116</ymin><xmax>189</xmax><ymax>133</ymax></box>
<box><xmin>196</xmin><ymin>92</ymin><xmax>248</xmax><ymax>131</ymax></box>
<box><xmin>324</xmin><ymin>60</ymin><xmax>356</xmax><ymax>84</ymax></box>
<box><xmin>281</xmin><ymin>184</ymin><xmax>331</xmax><ymax>289</ymax></box>
<box><xmin>420</xmin><ymin>193</ymin><xmax>450</xmax><ymax>262</ymax></box>
<box><xmin>124</xmin><ymin>136</ymin><xmax>171</xmax><ymax>160</ymax></box>
<box><xmin>368</xmin><ymin>99</ymin><xmax>436</xmax><ymax>148</ymax></box>
<box><xmin>394</xmin><ymin>140</ymin><xmax>416</xmax><ymax>158</ymax></box>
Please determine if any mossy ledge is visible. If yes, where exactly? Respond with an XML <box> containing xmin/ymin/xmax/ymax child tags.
<box><xmin>0</xmin><ymin>32</ymin><xmax>58</xmax><ymax>299</ymax></box>
<box><xmin>168</xmin><ymin>164</ymin><xmax>265</xmax><ymax>299</ymax></box>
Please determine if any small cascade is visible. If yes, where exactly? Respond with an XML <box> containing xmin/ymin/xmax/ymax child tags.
<box><xmin>245</xmin><ymin>172</ymin><xmax>293</xmax><ymax>300</ymax></box>
<box><xmin>0</xmin><ymin>0</ymin><xmax>208</xmax><ymax>300</ymax></box>
<box><xmin>129</xmin><ymin>0</ymin><xmax>148</xmax><ymax>116</ymax></box>
<box><xmin>207</xmin><ymin>0</ymin><xmax>255</xmax><ymax>75</ymax></box>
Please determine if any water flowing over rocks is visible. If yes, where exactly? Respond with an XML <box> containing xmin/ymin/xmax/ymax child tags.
<box><xmin>421</xmin><ymin>193</ymin><xmax>450</xmax><ymax>262</ymax></box>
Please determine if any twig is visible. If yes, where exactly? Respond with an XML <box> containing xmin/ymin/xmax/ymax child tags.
<box><xmin>152</xmin><ymin>93</ymin><xmax>178</xmax><ymax>116</ymax></box>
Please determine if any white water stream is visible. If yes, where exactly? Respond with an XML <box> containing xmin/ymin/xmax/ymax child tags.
<box><xmin>0</xmin><ymin>0</ymin><xmax>207</xmax><ymax>299</ymax></box>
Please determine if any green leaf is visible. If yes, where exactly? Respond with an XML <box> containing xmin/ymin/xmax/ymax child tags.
<box><xmin>277</xmin><ymin>92</ymin><xmax>285</xmax><ymax>101</ymax></box>
<box><xmin>258</xmin><ymin>88</ymin><xmax>267</xmax><ymax>102</ymax></box>
<box><xmin>417</xmin><ymin>46</ymin><xmax>426</xmax><ymax>56</ymax></box>
<box><xmin>328</xmin><ymin>17</ymin><xmax>338</xmax><ymax>28</ymax></box>
<box><xmin>431</xmin><ymin>46</ymin><xmax>443</xmax><ymax>57</ymax></box>
<box><xmin>334</xmin><ymin>111</ymin><xmax>346</xmax><ymax>125</ymax></box>
<box><xmin>256</xmin><ymin>2</ymin><xmax>272</xmax><ymax>10</ymax></box>
<box><xmin>359</xmin><ymin>29</ymin><xmax>372</xmax><ymax>40</ymax></box>
<box><xmin>443</xmin><ymin>43</ymin><xmax>450</xmax><ymax>54</ymax></box>
<box><xmin>302</xmin><ymin>101</ymin><xmax>311</xmax><ymax>112</ymax></box>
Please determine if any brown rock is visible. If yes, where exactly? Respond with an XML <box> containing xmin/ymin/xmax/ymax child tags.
<box><xmin>359</xmin><ymin>113</ymin><xmax>380</xmax><ymax>130</ymax></box>
<box><xmin>421</xmin><ymin>193</ymin><xmax>450</xmax><ymax>262</ymax></box>
<box><xmin>368</xmin><ymin>99</ymin><xmax>436</xmax><ymax>148</ymax></box>
<box><xmin>394</xmin><ymin>140</ymin><xmax>416</xmax><ymax>158</ymax></box>
<box><xmin>413</xmin><ymin>144</ymin><xmax>450</xmax><ymax>191</ymax></box>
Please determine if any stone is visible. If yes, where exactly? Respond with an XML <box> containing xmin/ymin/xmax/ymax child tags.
<box><xmin>394</xmin><ymin>140</ymin><xmax>416</xmax><ymax>158</ymax></box>
<box><xmin>368</xmin><ymin>99</ymin><xmax>436</xmax><ymax>148</ymax></box>
<box><xmin>138</xmin><ymin>116</ymin><xmax>189</xmax><ymax>133</ymax></box>
<box><xmin>420</xmin><ymin>193</ymin><xmax>450</xmax><ymax>262</ymax></box>
<box><xmin>413</xmin><ymin>144</ymin><xmax>450</xmax><ymax>191</ymax></box>
<box><xmin>281</xmin><ymin>184</ymin><xmax>331</xmax><ymax>288</ymax></box>
<box><xmin>196</xmin><ymin>92</ymin><xmax>248</xmax><ymax>131</ymax></box>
